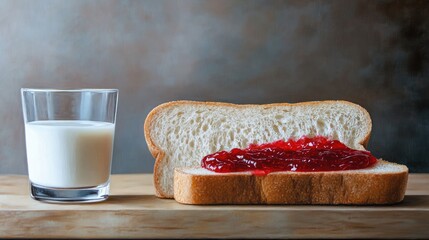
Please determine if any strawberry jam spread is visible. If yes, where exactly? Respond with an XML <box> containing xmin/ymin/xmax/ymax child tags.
<box><xmin>201</xmin><ymin>136</ymin><xmax>377</xmax><ymax>174</ymax></box>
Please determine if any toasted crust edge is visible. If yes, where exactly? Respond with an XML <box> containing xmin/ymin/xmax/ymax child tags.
<box><xmin>144</xmin><ymin>100</ymin><xmax>373</xmax><ymax>198</ymax></box>
<box><xmin>174</xmin><ymin>161</ymin><xmax>408</xmax><ymax>205</ymax></box>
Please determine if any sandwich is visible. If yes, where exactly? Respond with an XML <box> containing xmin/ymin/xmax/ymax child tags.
<box><xmin>144</xmin><ymin>101</ymin><xmax>408</xmax><ymax>204</ymax></box>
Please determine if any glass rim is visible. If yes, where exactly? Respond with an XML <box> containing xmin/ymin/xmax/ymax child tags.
<box><xmin>21</xmin><ymin>88</ymin><xmax>118</xmax><ymax>93</ymax></box>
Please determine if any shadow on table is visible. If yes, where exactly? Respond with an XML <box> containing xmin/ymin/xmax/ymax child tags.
<box><xmin>398</xmin><ymin>195</ymin><xmax>429</xmax><ymax>207</ymax></box>
<box><xmin>105</xmin><ymin>194</ymin><xmax>429</xmax><ymax>208</ymax></box>
<box><xmin>106</xmin><ymin>195</ymin><xmax>175</xmax><ymax>206</ymax></box>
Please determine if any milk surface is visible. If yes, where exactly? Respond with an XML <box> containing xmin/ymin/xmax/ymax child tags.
<box><xmin>25</xmin><ymin>120</ymin><xmax>115</xmax><ymax>188</ymax></box>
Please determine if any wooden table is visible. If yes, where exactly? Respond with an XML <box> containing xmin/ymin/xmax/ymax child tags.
<box><xmin>0</xmin><ymin>174</ymin><xmax>428</xmax><ymax>239</ymax></box>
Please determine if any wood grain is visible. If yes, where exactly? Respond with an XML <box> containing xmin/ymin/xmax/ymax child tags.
<box><xmin>0</xmin><ymin>174</ymin><xmax>428</xmax><ymax>239</ymax></box>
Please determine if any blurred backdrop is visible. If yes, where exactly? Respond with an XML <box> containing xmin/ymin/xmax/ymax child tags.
<box><xmin>0</xmin><ymin>0</ymin><xmax>428</xmax><ymax>174</ymax></box>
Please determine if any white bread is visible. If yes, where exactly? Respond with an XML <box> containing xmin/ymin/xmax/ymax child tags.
<box><xmin>174</xmin><ymin>160</ymin><xmax>408</xmax><ymax>204</ymax></box>
<box><xmin>144</xmin><ymin>100</ymin><xmax>380</xmax><ymax>199</ymax></box>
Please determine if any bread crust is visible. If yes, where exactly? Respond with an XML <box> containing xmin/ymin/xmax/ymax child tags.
<box><xmin>174</xmin><ymin>161</ymin><xmax>408</xmax><ymax>205</ymax></box>
<box><xmin>144</xmin><ymin>100</ymin><xmax>373</xmax><ymax>198</ymax></box>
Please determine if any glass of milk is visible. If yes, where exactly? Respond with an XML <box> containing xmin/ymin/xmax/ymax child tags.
<box><xmin>21</xmin><ymin>89</ymin><xmax>118</xmax><ymax>203</ymax></box>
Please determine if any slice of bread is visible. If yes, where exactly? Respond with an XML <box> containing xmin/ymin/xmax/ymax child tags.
<box><xmin>144</xmin><ymin>100</ymin><xmax>378</xmax><ymax>198</ymax></box>
<box><xmin>174</xmin><ymin>160</ymin><xmax>408</xmax><ymax>204</ymax></box>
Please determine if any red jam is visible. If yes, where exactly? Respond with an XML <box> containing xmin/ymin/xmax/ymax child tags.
<box><xmin>201</xmin><ymin>136</ymin><xmax>377</xmax><ymax>174</ymax></box>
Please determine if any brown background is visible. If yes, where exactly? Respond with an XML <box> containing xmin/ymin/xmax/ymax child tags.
<box><xmin>1</xmin><ymin>0</ymin><xmax>428</xmax><ymax>174</ymax></box>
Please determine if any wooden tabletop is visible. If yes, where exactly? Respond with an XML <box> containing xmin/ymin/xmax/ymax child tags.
<box><xmin>0</xmin><ymin>174</ymin><xmax>428</xmax><ymax>239</ymax></box>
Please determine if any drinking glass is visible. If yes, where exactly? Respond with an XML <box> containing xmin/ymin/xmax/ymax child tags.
<box><xmin>21</xmin><ymin>89</ymin><xmax>118</xmax><ymax>203</ymax></box>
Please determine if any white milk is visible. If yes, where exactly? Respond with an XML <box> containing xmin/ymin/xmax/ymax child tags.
<box><xmin>25</xmin><ymin>120</ymin><xmax>115</xmax><ymax>188</ymax></box>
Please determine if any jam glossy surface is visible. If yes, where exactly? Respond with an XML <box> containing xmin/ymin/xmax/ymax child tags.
<box><xmin>201</xmin><ymin>136</ymin><xmax>377</xmax><ymax>174</ymax></box>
